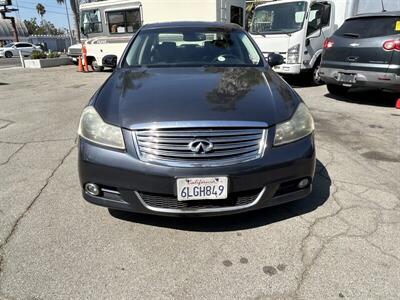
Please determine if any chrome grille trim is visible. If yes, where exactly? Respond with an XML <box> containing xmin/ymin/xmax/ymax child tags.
<box><xmin>135</xmin><ymin>187</ymin><xmax>267</xmax><ymax>214</ymax></box>
<box><xmin>136</xmin><ymin>134</ymin><xmax>262</xmax><ymax>144</ymax></box>
<box><xmin>132</xmin><ymin>124</ymin><xmax>268</xmax><ymax>167</ymax></box>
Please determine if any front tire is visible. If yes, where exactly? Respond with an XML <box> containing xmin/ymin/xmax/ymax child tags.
<box><xmin>4</xmin><ymin>51</ymin><xmax>12</xmax><ymax>58</ymax></box>
<box><xmin>92</xmin><ymin>60</ymin><xmax>104</xmax><ymax>72</ymax></box>
<box><xmin>309</xmin><ymin>60</ymin><xmax>323</xmax><ymax>86</ymax></box>
<box><xmin>327</xmin><ymin>84</ymin><xmax>350</xmax><ymax>96</ymax></box>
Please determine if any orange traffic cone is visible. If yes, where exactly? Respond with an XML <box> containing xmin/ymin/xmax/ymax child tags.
<box><xmin>82</xmin><ymin>45</ymin><xmax>89</xmax><ymax>73</ymax></box>
<box><xmin>77</xmin><ymin>56</ymin><xmax>83</xmax><ymax>72</ymax></box>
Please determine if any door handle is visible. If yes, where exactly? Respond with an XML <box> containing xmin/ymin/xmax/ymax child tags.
<box><xmin>347</xmin><ymin>56</ymin><xmax>359</xmax><ymax>62</ymax></box>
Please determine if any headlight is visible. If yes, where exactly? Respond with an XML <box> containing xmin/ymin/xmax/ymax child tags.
<box><xmin>274</xmin><ymin>103</ymin><xmax>314</xmax><ymax>146</ymax></box>
<box><xmin>286</xmin><ymin>44</ymin><xmax>300</xmax><ymax>64</ymax></box>
<box><xmin>78</xmin><ymin>106</ymin><xmax>125</xmax><ymax>149</ymax></box>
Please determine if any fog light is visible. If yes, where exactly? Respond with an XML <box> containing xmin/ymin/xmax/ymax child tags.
<box><xmin>298</xmin><ymin>178</ymin><xmax>309</xmax><ymax>189</ymax></box>
<box><xmin>85</xmin><ymin>183</ymin><xmax>100</xmax><ymax>196</ymax></box>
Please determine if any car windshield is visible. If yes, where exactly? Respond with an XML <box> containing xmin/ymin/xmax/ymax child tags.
<box><xmin>123</xmin><ymin>27</ymin><xmax>263</xmax><ymax>68</ymax></box>
<box><xmin>250</xmin><ymin>1</ymin><xmax>307</xmax><ymax>34</ymax></box>
<box><xmin>4</xmin><ymin>43</ymin><xmax>14</xmax><ymax>48</ymax></box>
<box><xmin>80</xmin><ymin>9</ymin><xmax>102</xmax><ymax>34</ymax></box>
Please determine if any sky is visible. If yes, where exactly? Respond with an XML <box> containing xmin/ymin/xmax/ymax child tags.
<box><xmin>10</xmin><ymin>0</ymin><xmax>75</xmax><ymax>29</ymax></box>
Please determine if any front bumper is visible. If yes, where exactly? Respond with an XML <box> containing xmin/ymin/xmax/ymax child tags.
<box><xmin>320</xmin><ymin>67</ymin><xmax>400</xmax><ymax>92</ymax></box>
<box><xmin>78</xmin><ymin>130</ymin><xmax>316</xmax><ymax>216</ymax></box>
<box><xmin>272</xmin><ymin>64</ymin><xmax>302</xmax><ymax>75</ymax></box>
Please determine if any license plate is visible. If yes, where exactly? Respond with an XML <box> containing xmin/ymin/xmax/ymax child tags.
<box><xmin>177</xmin><ymin>177</ymin><xmax>228</xmax><ymax>201</ymax></box>
<box><xmin>72</xmin><ymin>57</ymin><xmax>77</xmax><ymax>62</ymax></box>
<box><xmin>338</xmin><ymin>73</ymin><xmax>356</xmax><ymax>84</ymax></box>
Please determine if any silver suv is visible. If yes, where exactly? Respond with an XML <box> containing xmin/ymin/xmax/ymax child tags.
<box><xmin>320</xmin><ymin>12</ymin><xmax>400</xmax><ymax>95</ymax></box>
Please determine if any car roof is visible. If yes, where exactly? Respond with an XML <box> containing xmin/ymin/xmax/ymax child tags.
<box><xmin>347</xmin><ymin>11</ymin><xmax>400</xmax><ymax>20</ymax></box>
<box><xmin>141</xmin><ymin>21</ymin><xmax>243</xmax><ymax>31</ymax></box>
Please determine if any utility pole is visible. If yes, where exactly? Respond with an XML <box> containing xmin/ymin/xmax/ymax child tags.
<box><xmin>0</xmin><ymin>0</ymin><xmax>19</xmax><ymax>42</ymax></box>
<box><xmin>64</xmin><ymin>0</ymin><xmax>73</xmax><ymax>45</ymax></box>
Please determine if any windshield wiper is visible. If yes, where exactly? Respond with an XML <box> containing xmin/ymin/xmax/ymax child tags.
<box><xmin>251</xmin><ymin>31</ymin><xmax>266</xmax><ymax>37</ymax></box>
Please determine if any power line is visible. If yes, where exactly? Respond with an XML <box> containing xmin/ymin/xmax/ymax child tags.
<box><xmin>18</xmin><ymin>0</ymin><xmax>73</xmax><ymax>10</ymax></box>
<box><xmin>18</xmin><ymin>5</ymin><xmax>70</xmax><ymax>15</ymax></box>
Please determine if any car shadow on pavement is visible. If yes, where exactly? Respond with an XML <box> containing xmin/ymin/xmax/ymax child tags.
<box><xmin>325</xmin><ymin>88</ymin><xmax>399</xmax><ymax>108</ymax></box>
<box><xmin>108</xmin><ymin>160</ymin><xmax>331</xmax><ymax>232</ymax></box>
<box><xmin>281</xmin><ymin>75</ymin><xmax>315</xmax><ymax>88</ymax></box>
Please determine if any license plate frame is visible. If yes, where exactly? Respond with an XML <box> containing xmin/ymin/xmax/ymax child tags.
<box><xmin>176</xmin><ymin>176</ymin><xmax>228</xmax><ymax>201</ymax></box>
<box><xmin>338</xmin><ymin>73</ymin><xmax>356</xmax><ymax>84</ymax></box>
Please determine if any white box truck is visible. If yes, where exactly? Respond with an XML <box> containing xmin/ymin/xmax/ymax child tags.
<box><xmin>77</xmin><ymin>0</ymin><xmax>246</xmax><ymax>71</ymax></box>
<box><xmin>249</xmin><ymin>0</ymin><xmax>400</xmax><ymax>84</ymax></box>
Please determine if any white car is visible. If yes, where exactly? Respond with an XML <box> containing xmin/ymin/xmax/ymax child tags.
<box><xmin>0</xmin><ymin>42</ymin><xmax>42</xmax><ymax>58</ymax></box>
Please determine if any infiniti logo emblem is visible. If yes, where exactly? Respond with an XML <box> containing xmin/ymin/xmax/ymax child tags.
<box><xmin>188</xmin><ymin>139</ymin><xmax>214</xmax><ymax>154</ymax></box>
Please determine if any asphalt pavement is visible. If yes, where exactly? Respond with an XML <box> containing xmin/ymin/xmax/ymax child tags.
<box><xmin>0</xmin><ymin>58</ymin><xmax>22</xmax><ymax>70</ymax></box>
<box><xmin>0</xmin><ymin>66</ymin><xmax>399</xmax><ymax>299</ymax></box>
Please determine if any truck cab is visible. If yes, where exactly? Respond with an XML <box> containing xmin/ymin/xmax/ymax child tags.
<box><xmin>250</xmin><ymin>0</ymin><xmax>346</xmax><ymax>84</ymax></box>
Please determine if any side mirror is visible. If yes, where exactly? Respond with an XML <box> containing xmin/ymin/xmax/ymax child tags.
<box><xmin>102</xmin><ymin>55</ymin><xmax>118</xmax><ymax>68</ymax></box>
<box><xmin>268</xmin><ymin>53</ymin><xmax>284</xmax><ymax>67</ymax></box>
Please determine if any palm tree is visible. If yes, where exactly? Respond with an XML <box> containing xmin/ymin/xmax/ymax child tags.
<box><xmin>36</xmin><ymin>3</ymin><xmax>46</xmax><ymax>22</ymax></box>
<box><xmin>56</xmin><ymin>0</ymin><xmax>80</xmax><ymax>42</ymax></box>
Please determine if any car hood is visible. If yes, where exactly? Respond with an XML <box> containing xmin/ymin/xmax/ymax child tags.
<box><xmin>94</xmin><ymin>67</ymin><xmax>300</xmax><ymax>129</ymax></box>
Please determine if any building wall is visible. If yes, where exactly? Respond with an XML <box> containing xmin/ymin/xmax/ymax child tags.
<box><xmin>0</xmin><ymin>19</ymin><xmax>29</xmax><ymax>44</ymax></box>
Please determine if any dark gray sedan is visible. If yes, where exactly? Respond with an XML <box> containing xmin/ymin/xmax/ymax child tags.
<box><xmin>78</xmin><ymin>22</ymin><xmax>316</xmax><ymax>216</ymax></box>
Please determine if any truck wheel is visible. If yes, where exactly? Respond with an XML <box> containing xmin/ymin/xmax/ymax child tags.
<box><xmin>310</xmin><ymin>62</ymin><xmax>323</xmax><ymax>86</ymax></box>
<box><xmin>5</xmin><ymin>51</ymin><xmax>12</xmax><ymax>58</ymax></box>
<box><xmin>327</xmin><ymin>84</ymin><xmax>350</xmax><ymax>96</ymax></box>
<box><xmin>92</xmin><ymin>60</ymin><xmax>104</xmax><ymax>72</ymax></box>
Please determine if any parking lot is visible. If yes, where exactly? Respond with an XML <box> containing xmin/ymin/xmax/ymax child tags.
<box><xmin>0</xmin><ymin>58</ymin><xmax>22</xmax><ymax>70</ymax></box>
<box><xmin>0</xmin><ymin>66</ymin><xmax>399</xmax><ymax>299</ymax></box>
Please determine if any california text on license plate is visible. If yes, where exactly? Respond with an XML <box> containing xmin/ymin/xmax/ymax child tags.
<box><xmin>177</xmin><ymin>177</ymin><xmax>228</xmax><ymax>201</ymax></box>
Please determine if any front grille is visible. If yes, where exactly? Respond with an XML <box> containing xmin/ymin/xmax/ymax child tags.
<box><xmin>137</xmin><ymin>189</ymin><xmax>263</xmax><ymax>211</ymax></box>
<box><xmin>133</xmin><ymin>127</ymin><xmax>267</xmax><ymax>167</ymax></box>
<box><xmin>68</xmin><ymin>48</ymin><xmax>81</xmax><ymax>56</ymax></box>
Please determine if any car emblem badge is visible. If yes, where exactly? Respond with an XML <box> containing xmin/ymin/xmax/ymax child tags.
<box><xmin>188</xmin><ymin>139</ymin><xmax>214</xmax><ymax>154</ymax></box>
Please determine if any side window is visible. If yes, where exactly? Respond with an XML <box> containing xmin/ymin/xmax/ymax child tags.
<box><xmin>108</xmin><ymin>9</ymin><xmax>141</xmax><ymax>34</ymax></box>
<box><xmin>108</xmin><ymin>11</ymin><xmax>126</xmax><ymax>33</ymax></box>
<box><xmin>126</xmin><ymin>9</ymin><xmax>141</xmax><ymax>33</ymax></box>
<box><xmin>307</xmin><ymin>3</ymin><xmax>331</xmax><ymax>36</ymax></box>
<box><xmin>230</xmin><ymin>6</ymin><xmax>244</xmax><ymax>26</ymax></box>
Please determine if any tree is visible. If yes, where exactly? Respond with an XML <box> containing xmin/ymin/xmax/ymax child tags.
<box><xmin>56</xmin><ymin>0</ymin><xmax>80</xmax><ymax>42</ymax></box>
<box><xmin>36</xmin><ymin>3</ymin><xmax>46</xmax><ymax>21</ymax></box>
<box><xmin>24</xmin><ymin>17</ymin><xmax>40</xmax><ymax>35</ymax></box>
<box><xmin>24</xmin><ymin>17</ymin><xmax>65</xmax><ymax>35</ymax></box>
